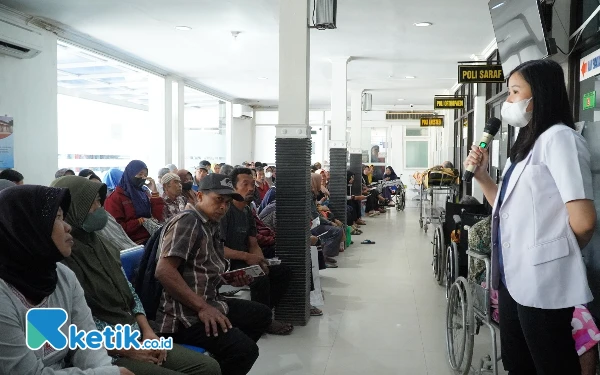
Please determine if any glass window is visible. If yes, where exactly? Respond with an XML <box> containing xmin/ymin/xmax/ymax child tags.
<box><xmin>406</xmin><ymin>128</ymin><xmax>429</xmax><ymax>137</ymax></box>
<box><xmin>57</xmin><ymin>95</ymin><xmax>151</xmax><ymax>175</ymax></box>
<box><xmin>184</xmin><ymin>88</ymin><xmax>225</xmax><ymax>170</ymax></box>
<box><xmin>365</xmin><ymin>128</ymin><xmax>387</xmax><ymax>163</ymax></box>
<box><xmin>405</xmin><ymin>140</ymin><xmax>429</xmax><ymax>169</ymax></box>
<box><xmin>56</xmin><ymin>42</ymin><xmax>157</xmax><ymax>177</ymax></box>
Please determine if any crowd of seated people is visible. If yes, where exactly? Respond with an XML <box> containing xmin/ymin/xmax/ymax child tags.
<box><xmin>0</xmin><ymin>157</ymin><xmax>388</xmax><ymax>375</ymax></box>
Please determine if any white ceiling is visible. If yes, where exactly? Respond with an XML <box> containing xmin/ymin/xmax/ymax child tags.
<box><xmin>0</xmin><ymin>0</ymin><xmax>496</xmax><ymax>109</ymax></box>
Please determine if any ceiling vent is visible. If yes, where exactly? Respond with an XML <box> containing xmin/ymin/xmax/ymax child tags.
<box><xmin>314</xmin><ymin>0</ymin><xmax>337</xmax><ymax>30</ymax></box>
<box><xmin>0</xmin><ymin>19</ymin><xmax>43</xmax><ymax>59</ymax></box>
<box><xmin>386</xmin><ymin>111</ymin><xmax>436</xmax><ymax>120</ymax></box>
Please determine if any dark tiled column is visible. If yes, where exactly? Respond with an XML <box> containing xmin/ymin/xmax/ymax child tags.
<box><xmin>328</xmin><ymin>147</ymin><xmax>348</xmax><ymax>225</ymax></box>
<box><xmin>274</xmin><ymin>137</ymin><xmax>311</xmax><ymax>325</ymax></box>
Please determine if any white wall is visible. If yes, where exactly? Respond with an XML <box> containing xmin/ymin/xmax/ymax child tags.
<box><xmin>0</xmin><ymin>27</ymin><xmax>58</xmax><ymax>185</ymax></box>
<box><xmin>231</xmin><ymin>118</ymin><xmax>254</xmax><ymax>164</ymax></box>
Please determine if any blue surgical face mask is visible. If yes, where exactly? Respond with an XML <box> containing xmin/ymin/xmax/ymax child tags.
<box><xmin>82</xmin><ymin>208</ymin><xmax>109</xmax><ymax>233</ymax></box>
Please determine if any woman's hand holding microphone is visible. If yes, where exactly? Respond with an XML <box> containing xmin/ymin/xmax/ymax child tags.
<box><xmin>464</xmin><ymin>145</ymin><xmax>490</xmax><ymax>181</ymax></box>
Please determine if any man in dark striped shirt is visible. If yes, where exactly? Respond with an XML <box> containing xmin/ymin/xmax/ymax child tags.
<box><xmin>155</xmin><ymin>174</ymin><xmax>272</xmax><ymax>375</ymax></box>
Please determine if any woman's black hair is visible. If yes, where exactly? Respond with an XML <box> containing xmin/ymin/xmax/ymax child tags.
<box><xmin>386</xmin><ymin>166</ymin><xmax>396</xmax><ymax>175</ymax></box>
<box><xmin>507</xmin><ymin>59</ymin><xmax>575</xmax><ymax>163</ymax></box>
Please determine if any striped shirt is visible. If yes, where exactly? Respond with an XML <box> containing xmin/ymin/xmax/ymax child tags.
<box><xmin>156</xmin><ymin>203</ymin><xmax>229</xmax><ymax>334</ymax></box>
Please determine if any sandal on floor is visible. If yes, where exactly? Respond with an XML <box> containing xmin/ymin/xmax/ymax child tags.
<box><xmin>310</xmin><ymin>307</ymin><xmax>323</xmax><ymax>316</ymax></box>
<box><xmin>325</xmin><ymin>262</ymin><xmax>339</xmax><ymax>268</ymax></box>
<box><xmin>351</xmin><ymin>229</ymin><xmax>361</xmax><ymax>235</ymax></box>
<box><xmin>325</xmin><ymin>257</ymin><xmax>337</xmax><ymax>263</ymax></box>
<box><xmin>267</xmin><ymin>320</ymin><xmax>294</xmax><ymax>335</ymax></box>
<box><xmin>361</xmin><ymin>239</ymin><xmax>376</xmax><ymax>245</ymax></box>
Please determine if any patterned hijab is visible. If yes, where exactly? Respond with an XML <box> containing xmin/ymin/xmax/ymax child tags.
<box><xmin>118</xmin><ymin>160</ymin><xmax>151</xmax><ymax>218</ymax></box>
<box><xmin>0</xmin><ymin>185</ymin><xmax>71</xmax><ymax>303</ymax></box>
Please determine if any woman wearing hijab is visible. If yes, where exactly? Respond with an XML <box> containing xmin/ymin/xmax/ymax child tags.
<box><xmin>0</xmin><ymin>185</ymin><xmax>129</xmax><ymax>375</ymax></box>
<box><xmin>102</xmin><ymin>168</ymin><xmax>124</xmax><ymax>197</ymax></box>
<box><xmin>105</xmin><ymin>160</ymin><xmax>165</xmax><ymax>244</ymax></box>
<box><xmin>381</xmin><ymin>166</ymin><xmax>398</xmax><ymax>203</ymax></box>
<box><xmin>51</xmin><ymin>177</ymin><xmax>221</xmax><ymax>375</ymax></box>
<box><xmin>176</xmin><ymin>169</ymin><xmax>197</xmax><ymax>206</ymax></box>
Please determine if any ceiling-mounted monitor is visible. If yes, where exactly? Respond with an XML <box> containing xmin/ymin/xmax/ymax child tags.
<box><xmin>315</xmin><ymin>0</ymin><xmax>337</xmax><ymax>30</ymax></box>
<box><xmin>489</xmin><ymin>0</ymin><xmax>556</xmax><ymax>76</ymax></box>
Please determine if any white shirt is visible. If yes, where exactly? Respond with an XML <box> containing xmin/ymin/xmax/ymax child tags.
<box><xmin>491</xmin><ymin>124</ymin><xmax>594</xmax><ymax>309</ymax></box>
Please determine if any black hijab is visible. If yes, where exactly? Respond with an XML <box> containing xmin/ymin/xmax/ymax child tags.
<box><xmin>0</xmin><ymin>185</ymin><xmax>71</xmax><ymax>303</ymax></box>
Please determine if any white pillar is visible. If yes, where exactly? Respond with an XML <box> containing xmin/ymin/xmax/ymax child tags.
<box><xmin>148</xmin><ymin>75</ymin><xmax>171</xmax><ymax>176</ymax></box>
<box><xmin>330</xmin><ymin>57</ymin><xmax>349</xmax><ymax>144</ymax></box>
<box><xmin>278</xmin><ymin>0</ymin><xmax>310</xmax><ymax>134</ymax></box>
<box><xmin>350</xmin><ymin>89</ymin><xmax>363</xmax><ymax>150</ymax></box>
<box><xmin>172</xmin><ymin>80</ymin><xmax>185</xmax><ymax>168</ymax></box>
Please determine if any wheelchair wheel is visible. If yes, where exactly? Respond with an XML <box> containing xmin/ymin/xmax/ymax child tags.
<box><xmin>396</xmin><ymin>191</ymin><xmax>406</xmax><ymax>211</ymax></box>
<box><xmin>432</xmin><ymin>226</ymin><xmax>445</xmax><ymax>285</ymax></box>
<box><xmin>446</xmin><ymin>277</ymin><xmax>475</xmax><ymax>375</ymax></box>
<box><xmin>445</xmin><ymin>243</ymin><xmax>459</xmax><ymax>299</ymax></box>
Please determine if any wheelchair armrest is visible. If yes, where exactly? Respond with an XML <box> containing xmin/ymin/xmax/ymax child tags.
<box><xmin>466</xmin><ymin>249</ymin><xmax>490</xmax><ymax>260</ymax></box>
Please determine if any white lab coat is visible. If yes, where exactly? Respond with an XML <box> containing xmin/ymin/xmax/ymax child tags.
<box><xmin>491</xmin><ymin>124</ymin><xmax>594</xmax><ymax>309</ymax></box>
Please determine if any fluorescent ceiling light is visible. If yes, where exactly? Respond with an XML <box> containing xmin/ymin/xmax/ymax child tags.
<box><xmin>491</xmin><ymin>2</ymin><xmax>505</xmax><ymax>10</ymax></box>
<box><xmin>258</xmin><ymin>77</ymin><xmax>268</xmax><ymax>80</ymax></box>
<box><xmin>414</xmin><ymin>22</ymin><xmax>433</xmax><ymax>27</ymax></box>
<box><xmin>175</xmin><ymin>26</ymin><xmax>192</xmax><ymax>31</ymax></box>
<box><xmin>397</xmin><ymin>98</ymin><xmax>405</xmax><ymax>101</ymax></box>
<box><xmin>405</xmin><ymin>76</ymin><xmax>416</xmax><ymax>79</ymax></box>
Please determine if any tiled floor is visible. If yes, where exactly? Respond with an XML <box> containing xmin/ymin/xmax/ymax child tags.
<box><xmin>249</xmin><ymin>207</ymin><xmax>507</xmax><ymax>375</ymax></box>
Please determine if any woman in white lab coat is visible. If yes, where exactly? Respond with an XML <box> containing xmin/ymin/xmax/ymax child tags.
<box><xmin>465</xmin><ymin>59</ymin><xmax>597</xmax><ymax>375</ymax></box>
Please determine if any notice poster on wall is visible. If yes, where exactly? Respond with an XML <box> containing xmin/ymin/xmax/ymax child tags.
<box><xmin>0</xmin><ymin>116</ymin><xmax>14</xmax><ymax>169</ymax></box>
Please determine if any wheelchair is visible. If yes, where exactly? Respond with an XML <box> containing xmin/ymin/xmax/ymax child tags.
<box><xmin>432</xmin><ymin>202</ymin><xmax>489</xmax><ymax>298</ymax></box>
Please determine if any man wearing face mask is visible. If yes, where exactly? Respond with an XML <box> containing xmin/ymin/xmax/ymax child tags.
<box><xmin>51</xmin><ymin>176</ymin><xmax>222</xmax><ymax>375</ymax></box>
<box><xmin>465</xmin><ymin>59</ymin><xmax>596</xmax><ymax>375</ymax></box>
<box><xmin>177</xmin><ymin>169</ymin><xmax>197</xmax><ymax>206</ymax></box>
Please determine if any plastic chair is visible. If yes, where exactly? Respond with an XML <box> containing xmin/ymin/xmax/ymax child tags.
<box><xmin>120</xmin><ymin>246</ymin><xmax>145</xmax><ymax>282</ymax></box>
<box><xmin>119</xmin><ymin>246</ymin><xmax>207</xmax><ymax>355</ymax></box>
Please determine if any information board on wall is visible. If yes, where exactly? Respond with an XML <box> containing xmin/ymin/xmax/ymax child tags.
<box><xmin>0</xmin><ymin>116</ymin><xmax>14</xmax><ymax>169</ymax></box>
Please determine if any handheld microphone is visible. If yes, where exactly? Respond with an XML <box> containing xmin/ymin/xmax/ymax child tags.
<box><xmin>463</xmin><ymin>117</ymin><xmax>502</xmax><ymax>183</ymax></box>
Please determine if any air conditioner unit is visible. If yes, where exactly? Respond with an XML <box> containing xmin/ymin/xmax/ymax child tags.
<box><xmin>232</xmin><ymin>104</ymin><xmax>253</xmax><ymax>119</ymax></box>
<box><xmin>0</xmin><ymin>18</ymin><xmax>43</xmax><ymax>59</ymax></box>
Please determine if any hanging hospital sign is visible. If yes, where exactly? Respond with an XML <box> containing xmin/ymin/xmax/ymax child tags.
<box><xmin>580</xmin><ymin>48</ymin><xmax>600</xmax><ymax>82</ymax></box>
<box><xmin>458</xmin><ymin>65</ymin><xmax>504</xmax><ymax>83</ymax></box>
<box><xmin>434</xmin><ymin>96</ymin><xmax>465</xmax><ymax>109</ymax></box>
<box><xmin>420</xmin><ymin>117</ymin><xmax>444</xmax><ymax>127</ymax></box>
